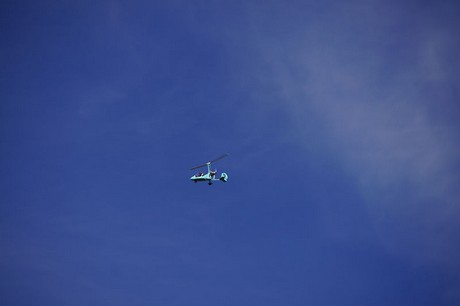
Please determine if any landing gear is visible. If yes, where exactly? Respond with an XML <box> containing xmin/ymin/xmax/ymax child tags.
<box><xmin>208</xmin><ymin>181</ymin><xmax>213</xmax><ymax>185</ymax></box>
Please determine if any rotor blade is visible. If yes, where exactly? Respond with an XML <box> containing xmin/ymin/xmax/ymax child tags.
<box><xmin>190</xmin><ymin>154</ymin><xmax>228</xmax><ymax>170</ymax></box>
<box><xmin>209</xmin><ymin>153</ymin><xmax>228</xmax><ymax>164</ymax></box>
<box><xmin>190</xmin><ymin>163</ymin><xmax>207</xmax><ymax>170</ymax></box>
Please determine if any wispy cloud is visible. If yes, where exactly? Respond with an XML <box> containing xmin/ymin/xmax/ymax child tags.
<box><xmin>244</xmin><ymin>0</ymin><xmax>460</xmax><ymax>267</ymax></box>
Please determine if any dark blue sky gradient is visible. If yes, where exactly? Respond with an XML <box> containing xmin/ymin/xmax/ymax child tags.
<box><xmin>1</xmin><ymin>1</ymin><xmax>460</xmax><ymax>305</ymax></box>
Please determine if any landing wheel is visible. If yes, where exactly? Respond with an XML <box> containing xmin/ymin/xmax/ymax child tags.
<box><xmin>208</xmin><ymin>182</ymin><xmax>213</xmax><ymax>185</ymax></box>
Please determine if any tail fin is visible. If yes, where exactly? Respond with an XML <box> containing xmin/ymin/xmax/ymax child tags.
<box><xmin>219</xmin><ymin>173</ymin><xmax>228</xmax><ymax>182</ymax></box>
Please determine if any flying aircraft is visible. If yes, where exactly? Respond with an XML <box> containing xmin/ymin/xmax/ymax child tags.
<box><xmin>190</xmin><ymin>154</ymin><xmax>229</xmax><ymax>185</ymax></box>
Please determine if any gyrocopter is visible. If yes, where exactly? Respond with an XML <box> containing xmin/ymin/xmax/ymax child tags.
<box><xmin>190</xmin><ymin>154</ymin><xmax>229</xmax><ymax>185</ymax></box>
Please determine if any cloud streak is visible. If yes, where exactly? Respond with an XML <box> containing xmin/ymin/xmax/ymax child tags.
<box><xmin>243</xmin><ymin>0</ymin><xmax>460</xmax><ymax>268</ymax></box>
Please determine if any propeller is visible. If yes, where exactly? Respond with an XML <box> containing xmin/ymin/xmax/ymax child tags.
<box><xmin>190</xmin><ymin>154</ymin><xmax>228</xmax><ymax>170</ymax></box>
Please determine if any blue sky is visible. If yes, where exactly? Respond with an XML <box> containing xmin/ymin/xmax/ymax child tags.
<box><xmin>1</xmin><ymin>0</ymin><xmax>460</xmax><ymax>305</ymax></box>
